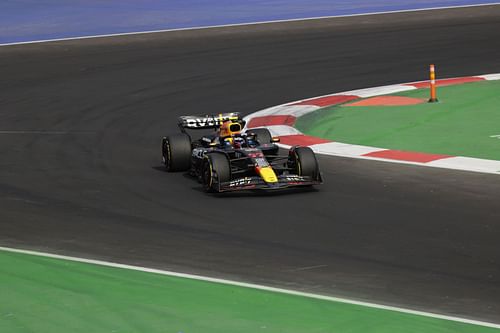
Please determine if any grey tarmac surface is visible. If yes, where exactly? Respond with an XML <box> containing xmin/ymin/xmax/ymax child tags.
<box><xmin>1</xmin><ymin>5</ymin><xmax>500</xmax><ymax>322</ymax></box>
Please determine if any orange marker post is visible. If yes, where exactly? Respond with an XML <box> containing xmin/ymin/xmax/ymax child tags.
<box><xmin>429</xmin><ymin>64</ymin><xmax>438</xmax><ymax>103</ymax></box>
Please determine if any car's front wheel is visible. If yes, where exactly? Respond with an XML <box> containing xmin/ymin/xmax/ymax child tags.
<box><xmin>287</xmin><ymin>146</ymin><xmax>320</xmax><ymax>180</ymax></box>
<box><xmin>202</xmin><ymin>153</ymin><xmax>231</xmax><ymax>192</ymax></box>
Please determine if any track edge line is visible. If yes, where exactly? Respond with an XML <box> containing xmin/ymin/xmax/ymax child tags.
<box><xmin>1</xmin><ymin>2</ymin><xmax>500</xmax><ymax>47</ymax></box>
<box><xmin>1</xmin><ymin>245</ymin><xmax>499</xmax><ymax>329</ymax></box>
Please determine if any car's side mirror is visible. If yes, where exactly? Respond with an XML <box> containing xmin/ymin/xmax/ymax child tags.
<box><xmin>272</xmin><ymin>136</ymin><xmax>280</xmax><ymax>143</ymax></box>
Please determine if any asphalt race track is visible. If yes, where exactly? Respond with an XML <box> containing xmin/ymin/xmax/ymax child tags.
<box><xmin>1</xmin><ymin>5</ymin><xmax>500</xmax><ymax>322</ymax></box>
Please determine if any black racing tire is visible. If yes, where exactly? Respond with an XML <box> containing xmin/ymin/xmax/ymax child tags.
<box><xmin>288</xmin><ymin>146</ymin><xmax>320</xmax><ymax>180</ymax></box>
<box><xmin>202</xmin><ymin>153</ymin><xmax>231</xmax><ymax>192</ymax></box>
<box><xmin>248</xmin><ymin>128</ymin><xmax>272</xmax><ymax>145</ymax></box>
<box><xmin>162</xmin><ymin>133</ymin><xmax>191</xmax><ymax>172</ymax></box>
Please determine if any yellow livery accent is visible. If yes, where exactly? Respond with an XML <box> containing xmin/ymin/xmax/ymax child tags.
<box><xmin>257</xmin><ymin>166</ymin><xmax>278</xmax><ymax>183</ymax></box>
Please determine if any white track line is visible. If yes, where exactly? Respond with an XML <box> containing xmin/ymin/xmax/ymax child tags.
<box><xmin>1</xmin><ymin>3</ymin><xmax>499</xmax><ymax>47</ymax></box>
<box><xmin>1</xmin><ymin>246</ymin><xmax>499</xmax><ymax>329</ymax></box>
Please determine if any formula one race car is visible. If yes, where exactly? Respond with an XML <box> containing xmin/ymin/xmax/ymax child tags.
<box><xmin>161</xmin><ymin>112</ymin><xmax>322</xmax><ymax>192</ymax></box>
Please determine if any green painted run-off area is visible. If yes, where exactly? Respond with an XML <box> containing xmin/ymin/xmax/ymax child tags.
<box><xmin>296</xmin><ymin>80</ymin><xmax>500</xmax><ymax>160</ymax></box>
<box><xmin>0</xmin><ymin>250</ymin><xmax>497</xmax><ymax>332</ymax></box>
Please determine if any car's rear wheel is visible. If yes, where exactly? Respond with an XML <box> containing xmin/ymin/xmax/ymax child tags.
<box><xmin>202</xmin><ymin>153</ymin><xmax>231</xmax><ymax>192</ymax></box>
<box><xmin>248</xmin><ymin>128</ymin><xmax>272</xmax><ymax>144</ymax></box>
<box><xmin>162</xmin><ymin>133</ymin><xmax>191</xmax><ymax>172</ymax></box>
<box><xmin>288</xmin><ymin>146</ymin><xmax>320</xmax><ymax>180</ymax></box>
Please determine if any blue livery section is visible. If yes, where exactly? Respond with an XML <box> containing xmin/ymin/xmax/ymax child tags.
<box><xmin>0</xmin><ymin>0</ymin><xmax>498</xmax><ymax>44</ymax></box>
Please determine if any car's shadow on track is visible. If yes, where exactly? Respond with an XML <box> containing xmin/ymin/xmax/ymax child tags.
<box><xmin>151</xmin><ymin>165</ymin><xmax>167</xmax><ymax>172</ymax></box>
<box><xmin>210</xmin><ymin>186</ymin><xmax>319</xmax><ymax>198</ymax></box>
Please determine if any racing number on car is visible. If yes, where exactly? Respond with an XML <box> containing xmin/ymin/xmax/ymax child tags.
<box><xmin>254</xmin><ymin>157</ymin><xmax>269</xmax><ymax>167</ymax></box>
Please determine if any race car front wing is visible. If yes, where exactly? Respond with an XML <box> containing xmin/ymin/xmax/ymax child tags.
<box><xmin>218</xmin><ymin>174</ymin><xmax>323</xmax><ymax>192</ymax></box>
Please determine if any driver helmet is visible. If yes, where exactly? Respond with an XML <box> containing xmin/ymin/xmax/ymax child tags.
<box><xmin>219</xmin><ymin>119</ymin><xmax>242</xmax><ymax>138</ymax></box>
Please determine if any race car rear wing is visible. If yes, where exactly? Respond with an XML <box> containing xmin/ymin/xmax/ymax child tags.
<box><xmin>178</xmin><ymin>113</ymin><xmax>242</xmax><ymax>131</ymax></box>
